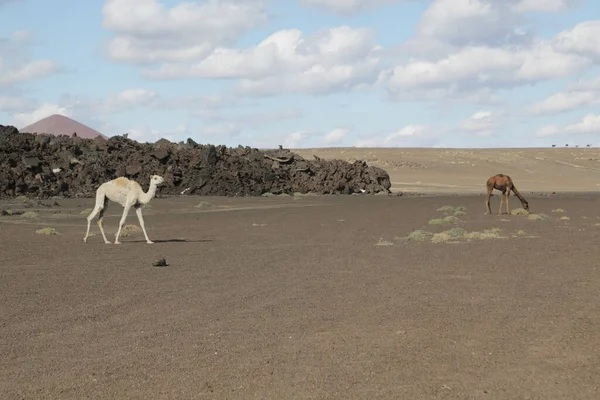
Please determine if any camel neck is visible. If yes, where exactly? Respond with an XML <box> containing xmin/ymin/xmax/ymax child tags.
<box><xmin>139</xmin><ymin>183</ymin><xmax>157</xmax><ymax>204</ymax></box>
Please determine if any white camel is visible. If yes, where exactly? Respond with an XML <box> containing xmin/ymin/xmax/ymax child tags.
<box><xmin>83</xmin><ymin>175</ymin><xmax>164</xmax><ymax>244</ymax></box>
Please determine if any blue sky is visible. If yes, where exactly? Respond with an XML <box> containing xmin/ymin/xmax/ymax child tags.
<box><xmin>0</xmin><ymin>0</ymin><xmax>599</xmax><ymax>148</ymax></box>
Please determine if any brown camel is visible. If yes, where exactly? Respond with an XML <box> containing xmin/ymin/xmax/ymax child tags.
<box><xmin>485</xmin><ymin>174</ymin><xmax>529</xmax><ymax>215</ymax></box>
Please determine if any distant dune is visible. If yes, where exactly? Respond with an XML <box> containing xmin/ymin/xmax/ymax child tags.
<box><xmin>293</xmin><ymin>147</ymin><xmax>600</xmax><ymax>194</ymax></box>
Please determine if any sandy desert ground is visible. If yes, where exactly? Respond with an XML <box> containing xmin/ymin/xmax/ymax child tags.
<box><xmin>294</xmin><ymin>147</ymin><xmax>600</xmax><ymax>194</ymax></box>
<box><xmin>2</xmin><ymin>189</ymin><xmax>600</xmax><ymax>399</ymax></box>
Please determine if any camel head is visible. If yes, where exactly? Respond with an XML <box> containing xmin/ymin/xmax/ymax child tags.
<box><xmin>150</xmin><ymin>175</ymin><xmax>165</xmax><ymax>186</ymax></box>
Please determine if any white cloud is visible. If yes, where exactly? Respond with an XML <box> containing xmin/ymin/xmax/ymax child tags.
<box><xmin>252</xmin><ymin>127</ymin><xmax>349</xmax><ymax>149</ymax></box>
<box><xmin>554</xmin><ymin>20</ymin><xmax>600</xmax><ymax>60</ymax></box>
<box><xmin>104</xmin><ymin>89</ymin><xmax>158</xmax><ymax>112</ymax></box>
<box><xmin>568</xmin><ymin>75</ymin><xmax>600</xmax><ymax>91</ymax></box>
<box><xmin>9</xmin><ymin>30</ymin><xmax>32</xmax><ymax>43</ymax></box>
<box><xmin>0</xmin><ymin>59</ymin><xmax>57</xmax><ymax>85</ymax></box>
<box><xmin>125</xmin><ymin>126</ymin><xmax>178</xmax><ymax>143</ymax></box>
<box><xmin>0</xmin><ymin>31</ymin><xmax>58</xmax><ymax>86</ymax></box>
<box><xmin>535</xmin><ymin>113</ymin><xmax>600</xmax><ymax>137</ymax></box>
<box><xmin>299</xmin><ymin>0</ymin><xmax>401</xmax><ymax>14</ymax></box>
<box><xmin>282</xmin><ymin>130</ymin><xmax>315</xmax><ymax>148</ymax></box>
<box><xmin>0</xmin><ymin>96</ymin><xmax>34</xmax><ymax>112</ymax></box>
<box><xmin>355</xmin><ymin>125</ymin><xmax>442</xmax><ymax>147</ymax></box>
<box><xmin>154</xmin><ymin>94</ymin><xmax>242</xmax><ymax>119</ymax></box>
<box><xmin>402</xmin><ymin>0</ymin><xmax>577</xmax><ymax>56</ymax></box>
<box><xmin>529</xmin><ymin>75</ymin><xmax>600</xmax><ymax>115</ymax></box>
<box><xmin>513</xmin><ymin>0</ymin><xmax>575</xmax><ymax>12</ymax></box>
<box><xmin>252</xmin><ymin>129</ymin><xmax>318</xmax><ymax>148</ymax></box>
<box><xmin>197</xmin><ymin>108</ymin><xmax>302</xmax><ymax>127</ymax></box>
<box><xmin>0</xmin><ymin>0</ymin><xmax>20</xmax><ymax>7</ymax></box>
<box><xmin>412</xmin><ymin>0</ymin><xmax>526</xmax><ymax>50</ymax></box>
<box><xmin>384</xmin><ymin>2</ymin><xmax>597</xmax><ymax>103</ymax></box>
<box><xmin>174</xmin><ymin>123</ymin><xmax>190</xmax><ymax>135</ymax></box>
<box><xmin>321</xmin><ymin>127</ymin><xmax>349</xmax><ymax>145</ymax></box>
<box><xmin>2</xmin><ymin>89</ymin><xmax>162</xmax><ymax>134</ymax></box>
<box><xmin>126</xmin><ymin>127</ymin><xmax>161</xmax><ymax>142</ymax></box>
<box><xmin>12</xmin><ymin>103</ymin><xmax>70</xmax><ymax>128</ymax></box>
<box><xmin>248</xmin><ymin>129</ymin><xmax>318</xmax><ymax>149</ymax></box>
<box><xmin>529</xmin><ymin>91</ymin><xmax>599</xmax><ymax>115</ymax></box>
<box><xmin>102</xmin><ymin>0</ymin><xmax>268</xmax><ymax>64</ymax></box>
<box><xmin>383</xmin><ymin>39</ymin><xmax>591</xmax><ymax>102</ymax></box>
<box><xmin>145</xmin><ymin>26</ymin><xmax>383</xmax><ymax>96</ymax></box>
<box><xmin>459</xmin><ymin>110</ymin><xmax>502</xmax><ymax>137</ymax></box>
<box><xmin>198</xmin><ymin>123</ymin><xmax>242</xmax><ymax>138</ymax></box>
<box><xmin>57</xmin><ymin>89</ymin><xmax>159</xmax><ymax>118</ymax></box>
<box><xmin>97</xmin><ymin>120</ymin><xmax>192</xmax><ymax>142</ymax></box>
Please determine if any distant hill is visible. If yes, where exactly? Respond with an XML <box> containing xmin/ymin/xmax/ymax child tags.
<box><xmin>20</xmin><ymin>114</ymin><xmax>109</xmax><ymax>140</ymax></box>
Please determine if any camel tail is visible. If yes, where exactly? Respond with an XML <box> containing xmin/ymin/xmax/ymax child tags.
<box><xmin>512</xmin><ymin>185</ymin><xmax>529</xmax><ymax>209</ymax></box>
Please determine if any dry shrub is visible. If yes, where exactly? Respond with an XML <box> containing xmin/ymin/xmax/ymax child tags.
<box><xmin>560</xmin><ymin>216</ymin><xmax>570</xmax><ymax>220</ymax></box>
<box><xmin>431</xmin><ymin>232</ymin><xmax>453</xmax><ymax>243</ymax></box>
<box><xmin>528</xmin><ymin>213</ymin><xmax>551</xmax><ymax>221</ymax></box>
<box><xmin>431</xmin><ymin>228</ymin><xmax>467</xmax><ymax>243</ymax></box>
<box><xmin>120</xmin><ymin>224</ymin><xmax>140</xmax><ymax>237</ymax></box>
<box><xmin>429</xmin><ymin>227</ymin><xmax>503</xmax><ymax>243</ymax></box>
<box><xmin>80</xmin><ymin>208</ymin><xmax>93</xmax><ymax>215</ymax></box>
<box><xmin>21</xmin><ymin>211</ymin><xmax>38</xmax><ymax>219</ymax></box>
<box><xmin>437</xmin><ymin>205</ymin><xmax>467</xmax><ymax>214</ymax></box>
<box><xmin>429</xmin><ymin>215</ymin><xmax>460</xmax><ymax>225</ymax></box>
<box><xmin>511</xmin><ymin>208</ymin><xmax>529</xmax><ymax>216</ymax></box>
<box><xmin>196</xmin><ymin>201</ymin><xmax>213</xmax><ymax>208</ymax></box>
<box><xmin>375</xmin><ymin>237</ymin><xmax>394</xmax><ymax>246</ymax></box>
<box><xmin>465</xmin><ymin>228</ymin><xmax>503</xmax><ymax>240</ymax></box>
<box><xmin>36</xmin><ymin>227</ymin><xmax>58</xmax><ymax>235</ymax></box>
<box><xmin>445</xmin><ymin>227</ymin><xmax>468</xmax><ymax>238</ymax></box>
<box><xmin>407</xmin><ymin>230</ymin><xmax>434</xmax><ymax>242</ymax></box>
<box><xmin>552</xmin><ymin>208</ymin><xmax>565</xmax><ymax>213</ymax></box>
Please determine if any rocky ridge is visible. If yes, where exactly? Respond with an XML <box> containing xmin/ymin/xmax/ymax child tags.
<box><xmin>0</xmin><ymin>125</ymin><xmax>392</xmax><ymax>199</ymax></box>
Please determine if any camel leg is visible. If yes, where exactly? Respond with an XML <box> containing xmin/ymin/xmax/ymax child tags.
<box><xmin>135</xmin><ymin>206</ymin><xmax>154</xmax><ymax>244</ymax></box>
<box><xmin>84</xmin><ymin>195</ymin><xmax>110</xmax><ymax>243</ymax></box>
<box><xmin>485</xmin><ymin>188</ymin><xmax>493</xmax><ymax>215</ymax></box>
<box><xmin>505</xmin><ymin>189</ymin><xmax>511</xmax><ymax>215</ymax></box>
<box><xmin>84</xmin><ymin>189</ymin><xmax>108</xmax><ymax>243</ymax></box>
<box><xmin>97</xmin><ymin>204</ymin><xmax>111</xmax><ymax>244</ymax></box>
<box><xmin>498</xmin><ymin>193</ymin><xmax>504</xmax><ymax>215</ymax></box>
<box><xmin>114</xmin><ymin>203</ymin><xmax>132</xmax><ymax>244</ymax></box>
<box><xmin>84</xmin><ymin>205</ymin><xmax>101</xmax><ymax>243</ymax></box>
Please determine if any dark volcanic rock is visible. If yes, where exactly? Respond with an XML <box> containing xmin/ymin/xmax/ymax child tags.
<box><xmin>0</xmin><ymin>125</ymin><xmax>18</xmax><ymax>136</ymax></box>
<box><xmin>0</xmin><ymin>125</ymin><xmax>392</xmax><ymax>199</ymax></box>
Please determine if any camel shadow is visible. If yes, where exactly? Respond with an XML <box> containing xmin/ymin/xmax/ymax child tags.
<box><xmin>129</xmin><ymin>238</ymin><xmax>213</xmax><ymax>243</ymax></box>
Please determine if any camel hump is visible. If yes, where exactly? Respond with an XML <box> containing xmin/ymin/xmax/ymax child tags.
<box><xmin>114</xmin><ymin>177</ymin><xmax>131</xmax><ymax>188</ymax></box>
